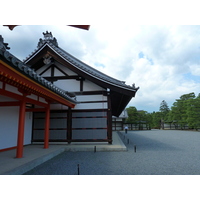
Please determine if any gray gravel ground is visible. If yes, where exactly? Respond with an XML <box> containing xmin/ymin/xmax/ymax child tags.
<box><xmin>24</xmin><ymin>129</ymin><xmax>200</xmax><ymax>175</ymax></box>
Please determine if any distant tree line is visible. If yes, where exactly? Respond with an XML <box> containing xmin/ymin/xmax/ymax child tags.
<box><xmin>126</xmin><ymin>92</ymin><xmax>200</xmax><ymax>130</ymax></box>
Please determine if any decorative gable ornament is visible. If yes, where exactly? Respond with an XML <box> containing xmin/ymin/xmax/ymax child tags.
<box><xmin>38</xmin><ymin>31</ymin><xmax>58</xmax><ymax>48</ymax></box>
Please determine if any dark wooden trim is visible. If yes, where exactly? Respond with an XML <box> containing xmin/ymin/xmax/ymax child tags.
<box><xmin>107</xmin><ymin>92</ymin><xmax>113</xmax><ymax>144</ymax></box>
<box><xmin>69</xmin><ymin>139</ymin><xmax>109</xmax><ymax>142</ymax></box>
<box><xmin>72</xmin><ymin>116</ymin><xmax>107</xmax><ymax>119</ymax></box>
<box><xmin>74</xmin><ymin>91</ymin><xmax>106</xmax><ymax>96</ymax></box>
<box><xmin>54</xmin><ymin>65</ymin><xmax>69</xmax><ymax>77</ymax></box>
<box><xmin>72</xmin><ymin>127</ymin><xmax>107</xmax><ymax>130</ymax></box>
<box><xmin>78</xmin><ymin>100</ymin><xmax>107</xmax><ymax>104</ymax></box>
<box><xmin>44</xmin><ymin>75</ymin><xmax>80</xmax><ymax>82</ymax></box>
<box><xmin>80</xmin><ymin>79</ymin><xmax>83</xmax><ymax>91</ymax></box>
<box><xmin>0</xmin><ymin>101</ymin><xmax>20</xmax><ymax>106</ymax></box>
<box><xmin>67</xmin><ymin>107</ymin><xmax>72</xmax><ymax>142</ymax></box>
<box><xmin>72</xmin><ymin>109</ymin><xmax>108</xmax><ymax>113</ymax></box>
<box><xmin>32</xmin><ymin>139</ymin><xmax>109</xmax><ymax>143</ymax></box>
<box><xmin>50</xmin><ymin>65</ymin><xmax>55</xmax><ymax>83</ymax></box>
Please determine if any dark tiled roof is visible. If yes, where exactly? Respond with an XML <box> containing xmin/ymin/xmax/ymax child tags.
<box><xmin>24</xmin><ymin>32</ymin><xmax>139</xmax><ymax>93</ymax></box>
<box><xmin>0</xmin><ymin>35</ymin><xmax>77</xmax><ymax>104</ymax></box>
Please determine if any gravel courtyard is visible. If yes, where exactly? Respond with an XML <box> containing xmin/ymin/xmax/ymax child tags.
<box><xmin>24</xmin><ymin>130</ymin><xmax>200</xmax><ymax>175</ymax></box>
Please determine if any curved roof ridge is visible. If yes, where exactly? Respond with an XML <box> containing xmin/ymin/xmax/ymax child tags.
<box><xmin>23</xmin><ymin>32</ymin><xmax>139</xmax><ymax>92</ymax></box>
<box><xmin>47</xmin><ymin>42</ymin><xmax>139</xmax><ymax>92</ymax></box>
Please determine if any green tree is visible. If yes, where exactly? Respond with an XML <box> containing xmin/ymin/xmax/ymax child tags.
<box><xmin>170</xmin><ymin>92</ymin><xmax>195</xmax><ymax>129</ymax></box>
<box><xmin>159</xmin><ymin>100</ymin><xmax>170</xmax><ymax>129</ymax></box>
<box><xmin>151</xmin><ymin>111</ymin><xmax>162</xmax><ymax>129</ymax></box>
<box><xmin>126</xmin><ymin>106</ymin><xmax>138</xmax><ymax>123</ymax></box>
<box><xmin>186</xmin><ymin>94</ymin><xmax>200</xmax><ymax>130</ymax></box>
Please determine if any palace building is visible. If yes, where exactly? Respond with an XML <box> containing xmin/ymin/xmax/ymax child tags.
<box><xmin>0</xmin><ymin>31</ymin><xmax>138</xmax><ymax>158</ymax></box>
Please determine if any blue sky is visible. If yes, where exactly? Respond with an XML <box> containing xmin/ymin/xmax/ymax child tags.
<box><xmin>1</xmin><ymin>25</ymin><xmax>200</xmax><ymax>113</ymax></box>
<box><xmin>1</xmin><ymin>1</ymin><xmax>200</xmax><ymax>113</ymax></box>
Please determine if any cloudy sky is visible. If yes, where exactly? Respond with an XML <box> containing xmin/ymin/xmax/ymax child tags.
<box><xmin>1</xmin><ymin>25</ymin><xmax>200</xmax><ymax>112</ymax></box>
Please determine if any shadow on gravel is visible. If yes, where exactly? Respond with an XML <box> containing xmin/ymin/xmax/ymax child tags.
<box><xmin>126</xmin><ymin>132</ymin><xmax>180</xmax><ymax>152</ymax></box>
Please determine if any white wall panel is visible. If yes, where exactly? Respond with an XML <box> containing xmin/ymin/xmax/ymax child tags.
<box><xmin>41</xmin><ymin>68</ymin><xmax>51</xmax><ymax>76</ymax></box>
<box><xmin>54</xmin><ymin>79</ymin><xmax>80</xmax><ymax>91</ymax></box>
<box><xmin>83</xmin><ymin>80</ymin><xmax>103</xmax><ymax>91</ymax></box>
<box><xmin>77</xmin><ymin>95</ymin><xmax>107</xmax><ymax>101</ymax></box>
<box><xmin>74</xmin><ymin>102</ymin><xmax>108</xmax><ymax>110</ymax></box>
<box><xmin>56</xmin><ymin>63</ymin><xmax>77</xmax><ymax>75</ymax></box>
<box><xmin>36</xmin><ymin>66</ymin><xmax>49</xmax><ymax>75</ymax></box>
<box><xmin>0</xmin><ymin>107</ymin><xmax>18</xmax><ymax>149</ymax></box>
<box><xmin>5</xmin><ymin>84</ymin><xmax>21</xmax><ymax>95</ymax></box>
<box><xmin>54</xmin><ymin>68</ymin><xmax>64</xmax><ymax>76</ymax></box>
<box><xmin>0</xmin><ymin>107</ymin><xmax>32</xmax><ymax>150</ymax></box>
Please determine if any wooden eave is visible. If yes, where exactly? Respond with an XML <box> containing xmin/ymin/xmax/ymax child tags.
<box><xmin>24</xmin><ymin>42</ymin><xmax>139</xmax><ymax>116</ymax></box>
<box><xmin>25</xmin><ymin>43</ymin><xmax>138</xmax><ymax>96</ymax></box>
<box><xmin>0</xmin><ymin>57</ymin><xmax>76</xmax><ymax>108</ymax></box>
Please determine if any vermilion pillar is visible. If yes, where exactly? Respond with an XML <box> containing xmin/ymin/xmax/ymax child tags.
<box><xmin>44</xmin><ymin>104</ymin><xmax>50</xmax><ymax>149</ymax></box>
<box><xmin>16</xmin><ymin>98</ymin><xmax>26</xmax><ymax>158</ymax></box>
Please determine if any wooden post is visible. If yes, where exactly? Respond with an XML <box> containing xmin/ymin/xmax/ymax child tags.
<box><xmin>16</xmin><ymin>98</ymin><xmax>26</xmax><ymax>158</ymax></box>
<box><xmin>44</xmin><ymin>104</ymin><xmax>50</xmax><ymax>149</ymax></box>
<box><xmin>67</xmin><ymin>107</ymin><xmax>72</xmax><ymax>143</ymax></box>
<box><xmin>107</xmin><ymin>89</ymin><xmax>112</xmax><ymax>144</ymax></box>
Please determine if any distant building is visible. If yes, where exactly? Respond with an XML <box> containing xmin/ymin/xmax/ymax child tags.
<box><xmin>112</xmin><ymin>110</ymin><xmax>128</xmax><ymax>131</ymax></box>
<box><xmin>0</xmin><ymin>32</ymin><xmax>139</xmax><ymax>157</ymax></box>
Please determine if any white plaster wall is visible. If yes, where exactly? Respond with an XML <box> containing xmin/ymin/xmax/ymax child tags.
<box><xmin>36</xmin><ymin>65</ymin><xmax>50</xmax><ymax>75</ymax></box>
<box><xmin>74</xmin><ymin>102</ymin><xmax>108</xmax><ymax>110</ymax></box>
<box><xmin>77</xmin><ymin>95</ymin><xmax>107</xmax><ymax>102</ymax></box>
<box><xmin>83</xmin><ymin>80</ymin><xmax>103</xmax><ymax>91</ymax></box>
<box><xmin>5</xmin><ymin>84</ymin><xmax>22</xmax><ymax>95</ymax></box>
<box><xmin>54</xmin><ymin>79</ymin><xmax>80</xmax><ymax>91</ymax></box>
<box><xmin>56</xmin><ymin>64</ymin><xmax>77</xmax><ymax>75</ymax></box>
<box><xmin>0</xmin><ymin>107</ymin><xmax>32</xmax><ymax>150</ymax></box>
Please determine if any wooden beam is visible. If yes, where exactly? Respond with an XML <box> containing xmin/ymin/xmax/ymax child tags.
<box><xmin>107</xmin><ymin>90</ymin><xmax>112</xmax><ymax>144</ymax></box>
<box><xmin>26</xmin><ymin>108</ymin><xmax>46</xmax><ymax>112</ymax></box>
<box><xmin>0</xmin><ymin>88</ymin><xmax>48</xmax><ymax>108</ymax></box>
<box><xmin>67</xmin><ymin>107</ymin><xmax>72</xmax><ymax>143</ymax></box>
<box><xmin>0</xmin><ymin>101</ymin><xmax>20</xmax><ymax>106</ymax></box>
<box><xmin>0</xmin><ymin>61</ymin><xmax>76</xmax><ymax>108</ymax></box>
<box><xmin>44</xmin><ymin>104</ymin><xmax>50</xmax><ymax>149</ymax></box>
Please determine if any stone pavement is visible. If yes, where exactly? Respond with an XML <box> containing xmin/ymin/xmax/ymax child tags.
<box><xmin>24</xmin><ymin>129</ymin><xmax>200</xmax><ymax>175</ymax></box>
<box><xmin>0</xmin><ymin>131</ymin><xmax>126</xmax><ymax>175</ymax></box>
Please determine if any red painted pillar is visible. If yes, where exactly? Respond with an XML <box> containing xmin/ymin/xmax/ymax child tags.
<box><xmin>44</xmin><ymin>104</ymin><xmax>50</xmax><ymax>149</ymax></box>
<box><xmin>16</xmin><ymin>98</ymin><xmax>26</xmax><ymax>158</ymax></box>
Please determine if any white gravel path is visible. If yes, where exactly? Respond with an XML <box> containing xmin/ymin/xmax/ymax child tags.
<box><xmin>24</xmin><ymin>129</ymin><xmax>200</xmax><ymax>175</ymax></box>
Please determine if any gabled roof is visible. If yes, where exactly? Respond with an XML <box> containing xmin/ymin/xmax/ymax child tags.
<box><xmin>23</xmin><ymin>32</ymin><xmax>139</xmax><ymax>116</ymax></box>
<box><xmin>24</xmin><ymin>32</ymin><xmax>139</xmax><ymax>95</ymax></box>
<box><xmin>0</xmin><ymin>35</ymin><xmax>77</xmax><ymax>107</ymax></box>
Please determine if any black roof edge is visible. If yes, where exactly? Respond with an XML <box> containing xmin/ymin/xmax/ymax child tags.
<box><xmin>0</xmin><ymin>36</ymin><xmax>77</xmax><ymax>104</ymax></box>
<box><xmin>23</xmin><ymin>34</ymin><xmax>139</xmax><ymax>95</ymax></box>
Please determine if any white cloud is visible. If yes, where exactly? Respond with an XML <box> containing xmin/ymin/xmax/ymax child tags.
<box><xmin>1</xmin><ymin>25</ymin><xmax>200</xmax><ymax>112</ymax></box>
